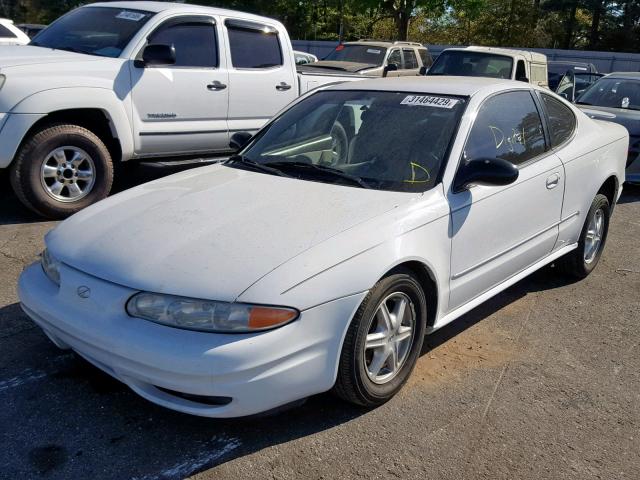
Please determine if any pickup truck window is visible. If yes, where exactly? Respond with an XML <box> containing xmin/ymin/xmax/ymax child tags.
<box><xmin>387</xmin><ymin>49</ymin><xmax>401</xmax><ymax>66</ymax></box>
<box><xmin>236</xmin><ymin>90</ymin><xmax>466</xmax><ymax>193</ymax></box>
<box><xmin>148</xmin><ymin>20</ymin><xmax>218</xmax><ymax>68</ymax></box>
<box><xmin>226</xmin><ymin>20</ymin><xmax>282</xmax><ymax>69</ymax></box>
<box><xmin>30</xmin><ymin>6</ymin><xmax>153</xmax><ymax>58</ymax></box>
<box><xmin>464</xmin><ymin>91</ymin><xmax>546</xmax><ymax>166</ymax></box>
<box><xmin>429</xmin><ymin>51</ymin><xmax>513</xmax><ymax>79</ymax></box>
<box><xmin>325</xmin><ymin>45</ymin><xmax>388</xmax><ymax>66</ymax></box>
<box><xmin>403</xmin><ymin>49</ymin><xmax>418</xmax><ymax>69</ymax></box>
<box><xmin>419</xmin><ymin>49</ymin><xmax>433</xmax><ymax>68</ymax></box>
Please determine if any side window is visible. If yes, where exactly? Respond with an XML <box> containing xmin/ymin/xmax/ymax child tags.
<box><xmin>402</xmin><ymin>49</ymin><xmax>418</xmax><ymax>69</ymax></box>
<box><xmin>0</xmin><ymin>24</ymin><xmax>16</xmax><ymax>38</ymax></box>
<box><xmin>541</xmin><ymin>94</ymin><xmax>576</xmax><ymax>148</ymax></box>
<box><xmin>515</xmin><ymin>59</ymin><xmax>527</xmax><ymax>81</ymax></box>
<box><xmin>226</xmin><ymin>20</ymin><xmax>282</xmax><ymax>69</ymax></box>
<box><xmin>418</xmin><ymin>49</ymin><xmax>433</xmax><ymax>68</ymax></box>
<box><xmin>464</xmin><ymin>91</ymin><xmax>546</xmax><ymax>166</ymax></box>
<box><xmin>148</xmin><ymin>21</ymin><xmax>217</xmax><ymax>68</ymax></box>
<box><xmin>387</xmin><ymin>49</ymin><xmax>401</xmax><ymax>66</ymax></box>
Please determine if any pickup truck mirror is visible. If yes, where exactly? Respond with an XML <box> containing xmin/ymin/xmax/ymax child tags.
<box><xmin>453</xmin><ymin>157</ymin><xmax>519</xmax><ymax>193</ymax></box>
<box><xmin>418</xmin><ymin>66</ymin><xmax>428</xmax><ymax>76</ymax></box>
<box><xmin>516</xmin><ymin>75</ymin><xmax>529</xmax><ymax>83</ymax></box>
<box><xmin>383</xmin><ymin>63</ymin><xmax>398</xmax><ymax>78</ymax></box>
<box><xmin>140</xmin><ymin>44</ymin><xmax>176</xmax><ymax>67</ymax></box>
<box><xmin>230</xmin><ymin>131</ymin><xmax>253</xmax><ymax>151</ymax></box>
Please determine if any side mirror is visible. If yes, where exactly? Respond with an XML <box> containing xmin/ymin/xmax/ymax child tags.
<box><xmin>516</xmin><ymin>76</ymin><xmax>529</xmax><ymax>83</ymax></box>
<box><xmin>383</xmin><ymin>63</ymin><xmax>398</xmax><ymax>78</ymax></box>
<box><xmin>229</xmin><ymin>131</ymin><xmax>253</xmax><ymax>151</ymax></box>
<box><xmin>139</xmin><ymin>44</ymin><xmax>176</xmax><ymax>67</ymax></box>
<box><xmin>453</xmin><ymin>157</ymin><xmax>519</xmax><ymax>193</ymax></box>
<box><xmin>419</xmin><ymin>66</ymin><xmax>428</xmax><ymax>76</ymax></box>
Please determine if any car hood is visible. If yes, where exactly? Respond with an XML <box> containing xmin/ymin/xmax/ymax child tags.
<box><xmin>299</xmin><ymin>60</ymin><xmax>378</xmax><ymax>73</ymax></box>
<box><xmin>47</xmin><ymin>165</ymin><xmax>412</xmax><ymax>302</ymax></box>
<box><xmin>0</xmin><ymin>45</ymin><xmax>102</xmax><ymax>68</ymax></box>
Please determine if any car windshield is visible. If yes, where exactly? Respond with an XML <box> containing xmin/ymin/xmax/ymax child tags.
<box><xmin>577</xmin><ymin>78</ymin><xmax>640</xmax><ymax>110</ymax></box>
<box><xmin>324</xmin><ymin>45</ymin><xmax>387</xmax><ymax>66</ymax></box>
<box><xmin>428</xmin><ymin>51</ymin><xmax>513</xmax><ymax>79</ymax></box>
<box><xmin>30</xmin><ymin>7</ymin><xmax>153</xmax><ymax>58</ymax></box>
<box><xmin>231</xmin><ymin>90</ymin><xmax>467</xmax><ymax>193</ymax></box>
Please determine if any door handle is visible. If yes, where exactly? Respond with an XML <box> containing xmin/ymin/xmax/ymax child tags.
<box><xmin>276</xmin><ymin>82</ymin><xmax>292</xmax><ymax>91</ymax></box>
<box><xmin>207</xmin><ymin>81</ymin><xmax>227</xmax><ymax>91</ymax></box>
<box><xmin>546</xmin><ymin>173</ymin><xmax>560</xmax><ymax>189</ymax></box>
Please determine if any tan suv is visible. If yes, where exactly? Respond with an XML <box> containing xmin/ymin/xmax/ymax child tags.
<box><xmin>300</xmin><ymin>40</ymin><xmax>433</xmax><ymax>77</ymax></box>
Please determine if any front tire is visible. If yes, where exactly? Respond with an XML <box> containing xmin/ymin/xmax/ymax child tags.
<box><xmin>333</xmin><ymin>270</ymin><xmax>427</xmax><ymax>407</ymax></box>
<box><xmin>556</xmin><ymin>193</ymin><xmax>610</xmax><ymax>278</ymax></box>
<box><xmin>10</xmin><ymin>124</ymin><xmax>114</xmax><ymax>219</ymax></box>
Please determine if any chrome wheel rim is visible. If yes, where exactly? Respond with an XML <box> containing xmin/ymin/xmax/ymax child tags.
<box><xmin>364</xmin><ymin>292</ymin><xmax>415</xmax><ymax>385</ymax></box>
<box><xmin>584</xmin><ymin>208</ymin><xmax>605</xmax><ymax>264</ymax></box>
<box><xmin>40</xmin><ymin>146</ymin><xmax>96</xmax><ymax>203</ymax></box>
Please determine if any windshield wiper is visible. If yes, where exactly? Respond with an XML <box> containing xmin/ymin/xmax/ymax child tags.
<box><xmin>225</xmin><ymin>155</ymin><xmax>291</xmax><ymax>177</ymax></box>
<box><xmin>265</xmin><ymin>161</ymin><xmax>371</xmax><ymax>188</ymax></box>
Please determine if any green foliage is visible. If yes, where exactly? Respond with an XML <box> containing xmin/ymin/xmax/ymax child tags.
<box><xmin>0</xmin><ymin>0</ymin><xmax>637</xmax><ymax>51</ymax></box>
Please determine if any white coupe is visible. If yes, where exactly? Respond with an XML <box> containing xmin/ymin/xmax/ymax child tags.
<box><xmin>19</xmin><ymin>77</ymin><xmax>628</xmax><ymax>417</ymax></box>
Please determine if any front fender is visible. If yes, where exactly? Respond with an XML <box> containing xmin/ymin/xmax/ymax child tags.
<box><xmin>237</xmin><ymin>188</ymin><xmax>452</xmax><ymax>317</ymax></box>
<box><xmin>8</xmin><ymin>87</ymin><xmax>134</xmax><ymax>161</ymax></box>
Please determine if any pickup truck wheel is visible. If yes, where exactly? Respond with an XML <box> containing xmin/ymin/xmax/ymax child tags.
<box><xmin>556</xmin><ymin>193</ymin><xmax>610</xmax><ymax>278</ymax></box>
<box><xmin>10</xmin><ymin>124</ymin><xmax>113</xmax><ymax>219</ymax></box>
<box><xmin>333</xmin><ymin>269</ymin><xmax>427</xmax><ymax>407</ymax></box>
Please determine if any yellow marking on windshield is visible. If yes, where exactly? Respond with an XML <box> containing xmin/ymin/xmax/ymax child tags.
<box><xmin>403</xmin><ymin>162</ymin><xmax>431</xmax><ymax>183</ymax></box>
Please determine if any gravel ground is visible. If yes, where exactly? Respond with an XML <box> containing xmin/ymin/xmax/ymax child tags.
<box><xmin>1</xmin><ymin>167</ymin><xmax>638</xmax><ymax>480</ymax></box>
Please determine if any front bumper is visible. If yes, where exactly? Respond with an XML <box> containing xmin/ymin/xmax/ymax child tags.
<box><xmin>18</xmin><ymin>262</ymin><xmax>366</xmax><ymax>417</ymax></box>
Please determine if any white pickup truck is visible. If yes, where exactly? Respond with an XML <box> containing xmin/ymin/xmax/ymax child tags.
<box><xmin>0</xmin><ymin>1</ymin><xmax>362</xmax><ymax>218</ymax></box>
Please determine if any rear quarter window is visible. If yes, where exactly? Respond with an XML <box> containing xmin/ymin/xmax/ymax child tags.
<box><xmin>541</xmin><ymin>94</ymin><xmax>576</xmax><ymax>148</ymax></box>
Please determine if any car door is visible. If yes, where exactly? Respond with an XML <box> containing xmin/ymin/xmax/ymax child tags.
<box><xmin>224</xmin><ymin>18</ymin><xmax>297</xmax><ymax>134</ymax></box>
<box><xmin>447</xmin><ymin>90</ymin><xmax>565</xmax><ymax>310</ymax></box>
<box><xmin>130</xmin><ymin>16</ymin><xmax>230</xmax><ymax>156</ymax></box>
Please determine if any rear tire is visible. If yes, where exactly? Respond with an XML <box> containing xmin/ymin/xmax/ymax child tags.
<box><xmin>333</xmin><ymin>269</ymin><xmax>427</xmax><ymax>407</ymax></box>
<box><xmin>10</xmin><ymin>124</ymin><xmax>114</xmax><ymax>219</ymax></box>
<box><xmin>556</xmin><ymin>193</ymin><xmax>610</xmax><ymax>278</ymax></box>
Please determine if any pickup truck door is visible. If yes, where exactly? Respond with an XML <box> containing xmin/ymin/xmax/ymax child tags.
<box><xmin>223</xmin><ymin>18</ymin><xmax>298</xmax><ymax>134</ymax></box>
<box><xmin>130</xmin><ymin>15</ymin><xmax>230</xmax><ymax>156</ymax></box>
<box><xmin>447</xmin><ymin>90</ymin><xmax>565</xmax><ymax>310</ymax></box>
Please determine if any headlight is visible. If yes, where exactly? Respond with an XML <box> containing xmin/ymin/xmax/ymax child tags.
<box><xmin>126</xmin><ymin>292</ymin><xmax>299</xmax><ymax>333</ymax></box>
<box><xmin>40</xmin><ymin>248</ymin><xmax>60</xmax><ymax>286</ymax></box>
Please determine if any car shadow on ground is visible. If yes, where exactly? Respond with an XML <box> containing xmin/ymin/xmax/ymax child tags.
<box><xmin>1</xmin><ymin>265</ymin><xmax>575</xmax><ymax>479</ymax></box>
<box><xmin>618</xmin><ymin>182</ymin><xmax>640</xmax><ymax>204</ymax></box>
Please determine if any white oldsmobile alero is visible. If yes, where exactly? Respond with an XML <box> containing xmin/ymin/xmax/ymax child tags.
<box><xmin>19</xmin><ymin>77</ymin><xmax>628</xmax><ymax>417</ymax></box>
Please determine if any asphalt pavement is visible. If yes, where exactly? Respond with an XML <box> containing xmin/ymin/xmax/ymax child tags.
<box><xmin>1</xmin><ymin>166</ymin><xmax>638</xmax><ymax>480</ymax></box>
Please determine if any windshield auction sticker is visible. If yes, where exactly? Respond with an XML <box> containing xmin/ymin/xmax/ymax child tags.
<box><xmin>401</xmin><ymin>95</ymin><xmax>460</xmax><ymax>109</ymax></box>
<box><xmin>116</xmin><ymin>11</ymin><xmax>147</xmax><ymax>21</ymax></box>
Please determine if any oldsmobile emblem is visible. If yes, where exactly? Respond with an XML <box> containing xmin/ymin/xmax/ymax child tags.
<box><xmin>77</xmin><ymin>286</ymin><xmax>91</xmax><ymax>299</ymax></box>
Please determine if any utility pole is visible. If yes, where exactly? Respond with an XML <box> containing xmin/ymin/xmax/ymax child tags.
<box><xmin>339</xmin><ymin>0</ymin><xmax>344</xmax><ymax>42</ymax></box>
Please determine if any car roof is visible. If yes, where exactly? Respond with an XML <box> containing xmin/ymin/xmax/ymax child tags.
<box><xmin>444</xmin><ymin>46</ymin><xmax>547</xmax><ymax>63</ymax></box>
<box><xmin>344</xmin><ymin>40</ymin><xmax>426</xmax><ymax>49</ymax></box>
<box><xmin>329</xmin><ymin>76</ymin><xmax>530</xmax><ymax>97</ymax></box>
<box><xmin>88</xmin><ymin>1</ymin><xmax>281</xmax><ymax>25</ymax></box>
